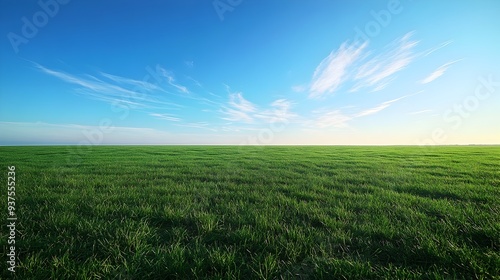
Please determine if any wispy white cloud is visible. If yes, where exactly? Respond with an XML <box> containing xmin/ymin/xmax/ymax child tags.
<box><xmin>314</xmin><ymin>110</ymin><xmax>352</xmax><ymax>128</ymax></box>
<box><xmin>156</xmin><ymin>66</ymin><xmax>190</xmax><ymax>93</ymax></box>
<box><xmin>219</xmin><ymin>88</ymin><xmax>298</xmax><ymax>128</ymax></box>
<box><xmin>220</xmin><ymin>92</ymin><xmax>257</xmax><ymax>123</ymax></box>
<box><xmin>186</xmin><ymin>76</ymin><xmax>203</xmax><ymax>88</ymax></box>
<box><xmin>354</xmin><ymin>103</ymin><xmax>391</xmax><ymax>118</ymax></box>
<box><xmin>221</xmin><ymin>107</ymin><xmax>255</xmax><ymax>123</ymax></box>
<box><xmin>309</xmin><ymin>41</ymin><xmax>368</xmax><ymax>98</ymax></box>
<box><xmin>306</xmin><ymin>32</ymin><xmax>420</xmax><ymax>97</ymax></box>
<box><xmin>353</xmin><ymin>95</ymin><xmax>406</xmax><ymax>117</ymax></box>
<box><xmin>352</xmin><ymin>32</ymin><xmax>418</xmax><ymax>92</ymax></box>
<box><xmin>420</xmin><ymin>68</ymin><xmax>445</xmax><ymax>84</ymax></box>
<box><xmin>100</xmin><ymin>72</ymin><xmax>161</xmax><ymax>91</ymax></box>
<box><xmin>419</xmin><ymin>59</ymin><xmax>462</xmax><ymax>84</ymax></box>
<box><xmin>208</xmin><ymin>92</ymin><xmax>222</xmax><ymax>98</ymax></box>
<box><xmin>422</xmin><ymin>40</ymin><xmax>453</xmax><ymax>57</ymax></box>
<box><xmin>149</xmin><ymin>113</ymin><xmax>181</xmax><ymax>122</ymax></box>
<box><xmin>36</xmin><ymin>63</ymin><xmax>301</xmax><ymax>134</ymax></box>
<box><xmin>35</xmin><ymin>64</ymin><xmax>184</xmax><ymax>110</ymax></box>
<box><xmin>309</xmin><ymin>94</ymin><xmax>413</xmax><ymax>128</ymax></box>
<box><xmin>229</xmin><ymin>93</ymin><xmax>256</xmax><ymax>113</ymax></box>
<box><xmin>37</xmin><ymin>64</ymin><xmax>135</xmax><ymax>97</ymax></box>
<box><xmin>255</xmin><ymin>99</ymin><xmax>296</xmax><ymax>123</ymax></box>
<box><xmin>31</xmin><ymin>64</ymin><xmax>238</xmax><ymax>135</ymax></box>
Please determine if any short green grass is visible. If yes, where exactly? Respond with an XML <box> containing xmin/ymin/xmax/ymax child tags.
<box><xmin>0</xmin><ymin>146</ymin><xmax>499</xmax><ymax>279</ymax></box>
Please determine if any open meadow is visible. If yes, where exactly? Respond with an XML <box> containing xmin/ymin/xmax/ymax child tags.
<box><xmin>0</xmin><ymin>145</ymin><xmax>499</xmax><ymax>279</ymax></box>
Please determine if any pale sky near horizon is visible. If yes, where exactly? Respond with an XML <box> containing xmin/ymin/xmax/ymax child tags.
<box><xmin>1</xmin><ymin>0</ymin><xmax>499</xmax><ymax>145</ymax></box>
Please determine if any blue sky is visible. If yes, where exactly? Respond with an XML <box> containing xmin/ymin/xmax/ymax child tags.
<box><xmin>1</xmin><ymin>0</ymin><xmax>499</xmax><ymax>145</ymax></box>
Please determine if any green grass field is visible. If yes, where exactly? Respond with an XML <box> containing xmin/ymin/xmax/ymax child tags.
<box><xmin>0</xmin><ymin>146</ymin><xmax>499</xmax><ymax>279</ymax></box>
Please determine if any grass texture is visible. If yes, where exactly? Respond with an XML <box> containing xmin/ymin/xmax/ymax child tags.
<box><xmin>0</xmin><ymin>145</ymin><xmax>499</xmax><ymax>279</ymax></box>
